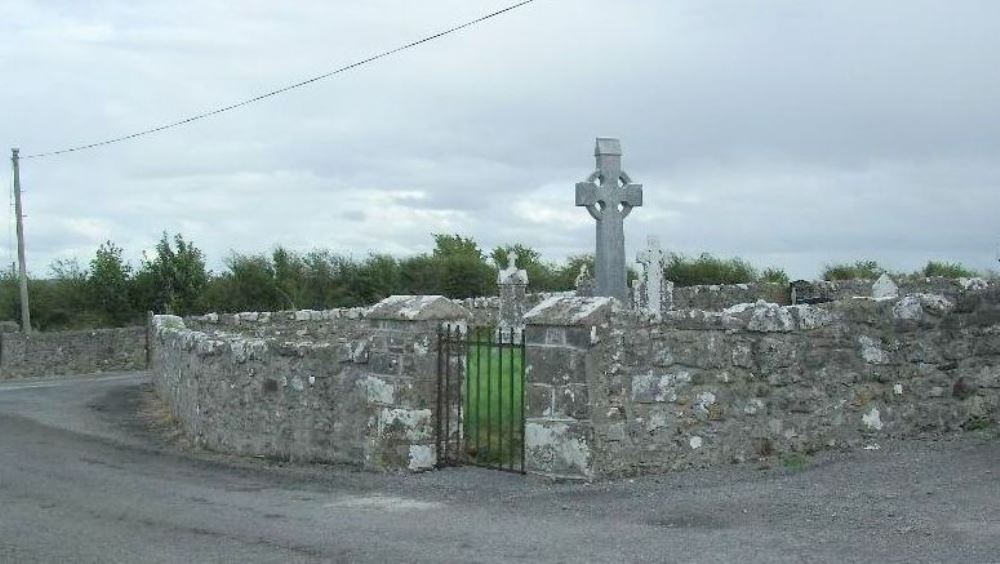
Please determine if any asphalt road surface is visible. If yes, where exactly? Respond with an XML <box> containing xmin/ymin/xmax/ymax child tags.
<box><xmin>1</xmin><ymin>372</ymin><xmax>998</xmax><ymax>563</ymax></box>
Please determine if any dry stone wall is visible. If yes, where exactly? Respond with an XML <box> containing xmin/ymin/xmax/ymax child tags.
<box><xmin>672</xmin><ymin>277</ymin><xmax>993</xmax><ymax>312</ymax></box>
<box><xmin>151</xmin><ymin>297</ymin><xmax>471</xmax><ymax>471</ymax></box>
<box><xmin>672</xmin><ymin>283</ymin><xmax>789</xmax><ymax>310</ymax></box>
<box><xmin>0</xmin><ymin>327</ymin><xmax>147</xmax><ymax>380</ymax></box>
<box><xmin>523</xmin><ymin>288</ymin><xmax>1000</xmax><ymax>479</ymax></box>
<box><xmin>150</xmin><ymin>282</ymin><xmax>1000</xmax><ymax>480</ymax></box>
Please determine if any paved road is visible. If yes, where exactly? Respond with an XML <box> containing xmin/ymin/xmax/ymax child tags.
<box><xmin>0</xmin><ymin>373</ymin><xmax>998</xmax><ymax>563</ymax></box>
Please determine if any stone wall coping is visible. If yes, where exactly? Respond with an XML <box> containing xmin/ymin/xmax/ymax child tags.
<box><xmin>367</xmin><ymin>295</ymin><xmax>473</xmax><ymax>322</ymax></box>
<box><xmin>0</xmin><ymin>325</ymin><xmax>145</xmax><ymax>338</ymax></box>
<box><xmin>186</xmin><ymin>307</ymin><xmax>368</xmax><ymax>325</ymax></box>
<box><xmin>524</xmin><ymin>295</ymin><xmax>614</xmax><ymax>326</ymax></box>
<box><xmin>153</xmin><ymin>315</ymin><xmax>351</xmax><ymax>362</ymax></box>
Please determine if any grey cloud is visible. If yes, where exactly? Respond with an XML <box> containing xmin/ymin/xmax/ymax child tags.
<box><xmin>2</xmin><ymin>0</ymin><xmax>998</xmax><ymax>280</ymax></box>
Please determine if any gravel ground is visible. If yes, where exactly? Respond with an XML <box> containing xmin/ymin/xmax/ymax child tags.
<box><xmin>0</xmin><ymin>372</ymin><xmax>997</xmax><ymax>563</ymax></box>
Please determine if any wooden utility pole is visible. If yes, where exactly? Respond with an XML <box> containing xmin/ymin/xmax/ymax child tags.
<box><xmin>11</xmin><ymin>148</ymin><xmax>31</xmax><ymax>333</ymax></box>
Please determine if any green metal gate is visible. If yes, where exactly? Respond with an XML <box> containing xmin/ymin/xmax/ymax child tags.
<box><xmin>436</xmin><ymin>325</ymin><xmax>525</xmax><ymax>473</ymax></box>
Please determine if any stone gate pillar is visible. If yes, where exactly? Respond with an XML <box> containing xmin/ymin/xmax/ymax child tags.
<box><xmin>365</xmin><ymin>295</ymin><xmax>472</xmax><ymax>471</ymax></box>
<box><xmin>522</xmin><ymin>295</ymin><xmax>615</xmax><ymax>480</ymax></box>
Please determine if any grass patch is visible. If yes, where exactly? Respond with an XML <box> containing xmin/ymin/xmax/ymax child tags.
<box><xmin>821</xmin><ymin>260</ymin><xmax>885</xmax><ymax>281</ymax></box>
<box><xmin>137</xmin><ymin>385</ymin><xmax>189</xmax><ymax>446</ymax></box>
<box><xmin>963</xmin><ymin>415</ymin><xmax>995</xmax><ymax>433</ymax></box>
<box><xmin>464</xmin><ymin>337</ymin><xmax>524</xmax><ymax>467</ymax></box>
<box><xmin>664</xmin><ymin>253</ymin><xmax>757</xmax><ymax>286</ymax></box>
<box><xmin>760</xmin><ymin>267</ymin><xmax>790</xmax><ymax>285</ymax></box>
<box><xmin>922</xmin><ymin>260</ymin><xmax>979</xmax><ymax>279</ymax></box>
<box><xmin>780</xmin><ymin>452</ymin><xmax>810</xmax><ymax>471</ymax></box>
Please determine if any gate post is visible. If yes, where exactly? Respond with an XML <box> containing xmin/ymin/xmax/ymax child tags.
<box><xmin>365</xmin><ymin>296</ymin><xmax>472</xmax><ymax>471</ymax></box>
<box><xmin>522</xmin><ymin>295</ymin><xmax>615</xmax><ymax>480</ymax></box>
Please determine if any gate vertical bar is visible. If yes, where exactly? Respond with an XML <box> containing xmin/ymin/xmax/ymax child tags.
<box><xmin>435</xmin><ymin>324</ymin><xmax>444</xmax><ymax>466</ymax></box>
<box><xmin>474</xmin><ymin>327</ymin><xmax>482</xmax><ymax>459</ymax></box>
<box><xmin>486</xmin><ymin>328</ymin><xmax>493</xmax><ymax>464</ymax></box>
<box><xmin>459</xmin><ymin>324</ymin><xmax>468</xmax><ymax>461</ymax></box>
<box><xmin>497</xmin><ymin>328</ymin><xmax>503</xmax><ymax>469</ymax></box>
<box><xmin>520</xmin><ymin>328</ymin><xmax>526</xmax><ymax>474</ymax></box>
<box><xmin>509</xmin><ymin>327</ymin><xmax>516</xmax><ymax>471</ymax></box>
<box><xmin>444</xmin><ymin>325</ymin><xmax>453</xmax><ymax>464</ymax></box>
<box><xmin>463</xmin><ymin>326</ymin><xmax>469</xmax><ymax>459</ymax></box>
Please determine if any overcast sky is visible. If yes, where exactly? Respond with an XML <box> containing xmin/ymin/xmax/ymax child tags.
<box><xmin>2</xmin><ymin>0</ymin><xmax>999</xmax><ymax>279</ymax></box>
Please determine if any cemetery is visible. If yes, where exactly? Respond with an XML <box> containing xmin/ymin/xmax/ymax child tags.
<box><xmin>148</xmin><ymin>138</ymin><xmax>1000</xmax><ymax>479</ymax></box>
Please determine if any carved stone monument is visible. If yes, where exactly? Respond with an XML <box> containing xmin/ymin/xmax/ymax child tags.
<box><xmin>871</xmin><ymin>273</ymin><xmax>899</xmax><ymax>299</ymax></box>
<box><xmin>497</xmin><ymin>251</ymin><xmax>528</xmax><ymax>338</ymax></box>
<box><xmin>576</xmin><ymin>138</ymin><xmax>643</xmax><ymax>302</ymax></box>
<box><xmin>636</xmin><ymin>235</ymin><xmax>672</xmax><ymax>318</ymax></box>
<box><xmin>574</xmin><ymin>263</ymin><xmax>594</xmax><ymax>297</ymax></box>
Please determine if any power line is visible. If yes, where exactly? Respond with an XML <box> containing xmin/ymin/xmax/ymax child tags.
<box><xmin>22</xmin><ymin>0</ymin><xmax>536</xmax><ymax>160</ymax></box>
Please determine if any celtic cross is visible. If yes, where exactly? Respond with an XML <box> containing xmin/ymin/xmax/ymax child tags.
<box><xmin>575</xmin><ymin>138</ymin><xmax>643</xmax><ymax>301</ymax></box>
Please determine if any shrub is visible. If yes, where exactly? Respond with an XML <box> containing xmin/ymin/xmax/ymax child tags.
<box><xmin>759</xmin><ymin>267</ymin><xmax>790</xmax><ymax>285</ymax></box>
<box><xmin>821</xmin><ymin>260</ymin><xmax>884</xmax><ymax>281</ymax></box>
<box><xmin>922</xmin><ymin>260</ymin><xmax>978</xmax><ymax>279</ymax></box>
<box><xmin>664</xmin><ymin>253</ymin><xmax>757</xmax><ymax>287</ymax></box>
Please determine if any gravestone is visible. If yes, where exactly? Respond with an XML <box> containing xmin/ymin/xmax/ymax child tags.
<box><xmin>871</xmin><ymin>273</ymin><xmax>899</xmax><ymax>299</ymax></box>
<box><xmin>575</xmin><ymin>264</ymin><xmax>594</xmax><ymax>297</ymax></box>
<box><xmin>575</xmin><ymin>138</ymin><xmax>643</xmax><ymax>302</ymax></box>
<box><xmin>636</xmin><ymin>235</ymin><xmax>672</xmax><ymax>318</ymax></box>
<box><xmin>631</xmin><ymin>278</ymin><xmax>645</xmax><ymax>311</ymax></box>
<box><xmin>497</xmin><ymin>251</ymin><xmax>528</xmax><ymax>339</ymax></box>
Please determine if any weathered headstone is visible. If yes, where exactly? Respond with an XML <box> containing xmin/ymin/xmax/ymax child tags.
<box><xmin>631</xmin><ymin>277</ymin><xmax>645</xmax><ymax>311</ymax></box>
<box><xmin>871</xmin><ymin>273</ymin><xmax>899</xmax><ymax>299</ymax></box>
<box><xmin>575</xmin><ymin>264</ymin><xmax>594</xmax><ymax>297</ymax></box>
<box><xmin>497</xmin><ymin>251</ymin><xmax>528</xmax><ymax>338</ymax></box>
<box><xmin>576</xmin><ymin>138</ymin><xmax>643</xmax><ymax>302</ymax></box>
<box><xmin>636</xmin><ymin>235</ymin><xmax>671</xmax><ymax>318</ymax></box>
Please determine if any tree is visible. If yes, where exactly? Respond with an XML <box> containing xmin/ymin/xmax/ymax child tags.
<box><xmin>272</xmin><ymin>246</ymin><xmax>306</xmax><ymax>310</ymax></box>
<box><xmin>400</xmin><ymin>254</ymin><xmax>441</xmax><ymax>295</ymax></box>
<box><xmin>432</xmin><ymin>234</ymin><xmax>481</xmax><ymax>259</ymax></box>
<box><xmin>32</xmin><ymin>260</ymin><xmax>97</xmax><ymax>330</ymax></box>
<box><xmin>135</xmin><ymin>232</ymin><xmax>208</xmax><ymax>315</ymax></box>
<box><xmin>88</xmin><ymin>241</ymin><xmax>135</xmax><ymax>326</ymax></box>
<box><xmin>432</xmin><ymin>234</ymin><xmax>494</xmax><ymax>298</ymax></box>
<box><xmin>550</xmin><ymin>254</ymin><xmax>595</xmax><ymax>291</ymax></box>
<box><xmin>215</xmin><ymin>252</ymin><xmax>280</xmax><ymax>312</ymax></box>
<box><xmin>491</xmin><ymin>243</ymin><xmax>564</xmax><ymax>291</ymax></box>
<box><xmin>350</xmin><ymin>254</ymin><xmax>400</xmax><ymax>305</ymax></box>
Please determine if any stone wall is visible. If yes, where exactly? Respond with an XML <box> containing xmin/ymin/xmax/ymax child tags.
<box><xmin>150</xmin><ymin>296</ymin><xmax>471</xmax><ymax>471</ymax></box>
<box><xmin>449</xmin><ymin>293</ymin><xmax>561</xmax><ymax>327</ymax></box>
<box><xmin>0</xmin><ymin>327</ymin><xmax>147</xmax><ymax>380</ymax></box>
<box><xmin>183</xmin><ymin>308</ymin><xmax>369</xmax><ymax>340</ymax></box>
<box><xmin>672</xmin><ymin>283</ymin><xmax>789</xmax><ymax>310</ymax></box>
<box><xmin>790</xmin><ymin>276</ymin><xmax>991</xmax><ymax>305</ymax></box>
<box><xmin>671</xmin><ymin>277</ymin><xmax>993</xmax><ymax>312</ymax></box>
<box><xmin>522</xmin><ymin>289</ymin><xmax>1000</xmax><ymax>479</ymax></box>
<box><xmin>450</xmin><ymin>297</ymin><xmax>500</xmax><ymax>326</ymax></box>
<box><xmin>151</xmin><ymin>283</ymin><xmax>1000</xmax><ymax>480</ymax></box>
<box><xmin>521</xmin><ymin>296</ymin><xmax>615</xmax><ymax>479</ymax></box>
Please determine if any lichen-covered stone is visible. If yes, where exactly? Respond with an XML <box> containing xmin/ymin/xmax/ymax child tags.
<box><xmin>524</xmin><ymin>296</ymin><xmax>614</xmax><ymax>327</ymax></box>
<box><xmin>524</xmin><ymin>420</ymin><xmax>593</xmax><ymax>479</ymax></box>
<box><xmin>151</xmin><ymin>309</ymin><xmax>441</xmax><ymax>473</ymax></box>
<box><xmin>368</xmin><ymin>295</ymin><xmax>472</xmax><ymax>322</ymax></box>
